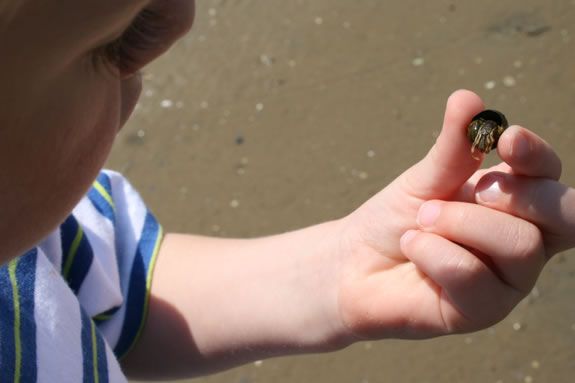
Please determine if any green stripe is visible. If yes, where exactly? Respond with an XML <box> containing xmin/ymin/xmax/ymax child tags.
<box><xmin>62</xmin><ymin>225</ymin><xmax>83</xmax><ymax>279</ymax></box>
<box><xmin>93</xmin><ymin>181</ymin><xmax>115</xmax><ymax>210</ymax></box>
<box><xmin>8</xmin><ymin>259</ymin><xmax>21</xmax><ymax>383</ymax></box>
<box><xmin>93</xmin><ymin>314</ymin><xmax>112</xmax><ymax>322</ymax></box>
<box><xmin>146</xmin><ymin>225</ymin><xmax>163</xmax><ymax>298</ymax></box>
<box><xmin>91</xmin><ymin>321</ymin><xmax>99</xmax><ymax>383</ymax></box>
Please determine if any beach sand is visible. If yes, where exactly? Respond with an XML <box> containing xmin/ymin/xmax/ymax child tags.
<box><xmin>110</xmin><ymin>1</ymin><xmax>575</xmax><ymax>382</ymax></box>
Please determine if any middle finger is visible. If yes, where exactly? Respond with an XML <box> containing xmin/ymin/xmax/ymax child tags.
<box><xmin>416</xmin><ymin>200</ymin><xmax>546</xmax><ymax>293</ymax></box>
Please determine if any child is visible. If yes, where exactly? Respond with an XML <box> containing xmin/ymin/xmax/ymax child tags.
<box><xmin>1</xmin><ymin>1</ymin><xmax>574</xmax><ymax>382</ymax></box>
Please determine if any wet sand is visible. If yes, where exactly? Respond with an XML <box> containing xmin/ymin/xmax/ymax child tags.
<box><xmin>112</xmin><ymin>0</ymin><xmax>575</xmax><ymax>382</ymax></box>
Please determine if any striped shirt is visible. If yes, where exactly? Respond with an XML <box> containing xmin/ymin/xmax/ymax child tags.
<box><xmin>0</xmin><ymin>170</ymin><xmax>163</xmax><ymax>382</ymax></box>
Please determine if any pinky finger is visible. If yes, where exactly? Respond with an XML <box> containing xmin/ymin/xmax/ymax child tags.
<box><xmin>400</xmin><ymin>230</ymin><xmax>520</xmax><ymax>331</ymax></box>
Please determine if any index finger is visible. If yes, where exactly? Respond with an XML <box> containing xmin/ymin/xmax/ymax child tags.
<box><xmin>496</xmin><ymin>125</ymin><xmax>562</xmax><ymax>180</ymax></box>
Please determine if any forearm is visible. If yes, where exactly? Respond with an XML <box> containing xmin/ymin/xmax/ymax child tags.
<box><xmin>122</xmin><ymin>220</ymin><xmax>350</xmax><ymax>380</ymax></box>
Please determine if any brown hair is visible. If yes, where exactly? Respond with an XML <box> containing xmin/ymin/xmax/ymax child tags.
<box><xmin>0</xmin><ymin>0</ymin><xmax>21</xmax><ymax>24</ymax></box>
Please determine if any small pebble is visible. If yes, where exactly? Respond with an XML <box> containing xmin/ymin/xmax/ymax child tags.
<box><xmin>136</xmin><ymin>129</ymin><xmax>146</xmax><ymax>138</ymax></box>
<box><xmin>503</xmin><ymin>75</ymin><xmax>516</xmax><ymax>87</ymax></box>
<box><xmin>484</xmin><ymin>80</ymin><xmax>497</xmax><ymax>90</ymax></box>
<box><xmin>259</xmin><ymin>54</ymin><xmax>273</xmax><ymax>66</ymax></box>
<box><xmin>524</xmin><ymin>375</ymin><xmax>533</xmax><ymax>383</ymax></box>
<box><xmin>160</xmin><ymin>99</ymin><xmax>174</xmax><ymax>108</ymax></box>
<box><xmin>561</xmin><ymin>29</ymin><xmax>571</xmax><ymax>43</ymax></box>
<box><xmin>230</xmin><ymin>199</ymin><xmax>240</xmax><ymax>208</ymax></box>
<box><xmin>531</xmin><ymin>360</ymin><xmax>540</xmax><ymax>369</ymax></box>
<box><xmin>512</xmin><ymin>322</ymin><xmax>523</xmax><ymax>331</ymax></box>
<box><xmin>367</xmin><ymin>150</ymin><xmax>376</xmax><ymax>158</ymax></box>
<box><xmin>208</xmin><ymin>8</ymin><xmax>217</xmax><ymax>17</ymax></box>
<box><xmin>412</xmin><ymin>57</ymin><xmax>425</xmax><ymax>66</ymax></box>
<box><xmin>254</xmin><ymin>360</ymin><xmax>263</xmax><ymax>367</ymax></box>
<box><xmin>255</xmin><ymin>103</ymin><xmax>264</xmax><ymax>112</ymax></box>
<box><xmin>314</xmin><ymin>17</ymin><xmax>323</xmax><ymax>25</ymax></box>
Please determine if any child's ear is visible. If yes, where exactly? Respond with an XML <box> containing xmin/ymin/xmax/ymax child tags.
<box><xmin>111</xmin><ymin>0</ymin><xmax>195</xmax><ymax>77</ymax></box>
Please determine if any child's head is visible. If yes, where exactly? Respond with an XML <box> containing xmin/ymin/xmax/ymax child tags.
<box><xmin>0</xmin><ymin>0</ymin><xmax>194</xmax><ymax>263</ymax></box>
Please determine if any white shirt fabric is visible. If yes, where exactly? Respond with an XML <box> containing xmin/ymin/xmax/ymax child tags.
<box><xmin>0</xmin><ymin>170</ymin><xmax>163</xmax><ymax>382</ymax></box>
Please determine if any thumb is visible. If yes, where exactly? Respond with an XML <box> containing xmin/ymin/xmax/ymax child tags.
<box><xmin>402</xmin><ymin>89</ymin><xmax>485</xmax><ymax>200</ymax></box>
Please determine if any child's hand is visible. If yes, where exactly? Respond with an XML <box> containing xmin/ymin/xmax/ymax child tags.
<box><xmin>334</xmin><ymin>90</ymin><xmax>560</xmax><ymax>341</ymax></box>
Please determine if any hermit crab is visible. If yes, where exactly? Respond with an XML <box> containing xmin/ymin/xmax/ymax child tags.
<box><xmin>467</xmin><ymin>109</ymin><xmax>508</xmax><ymax>159</ymax></box>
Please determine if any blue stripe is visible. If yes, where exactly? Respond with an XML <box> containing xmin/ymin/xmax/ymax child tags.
<box><xmin>81</xmin><ymin>309</ymin><xmax>111</xmax><ymax>383</ymax></box>
<box><xmin>96</xmin><ymin>325</ymin><xmax>109</xmax><ymax>383</ymax></box>
<box><xmin>0</xmin><ymin>249</ymin><xmax>38</xmax><ymax>383</ymax></box>
<box><xmin>60</xmin><ymin>215</ymin><xmax>78</xmax><ymax>271</ymax></box>
<box><xmin>66</xmin><ymin>237</ymin><xmax>93</xmax><ymax>295</ymax></box>
<box><xmin>0</xmin><ymin>259</ymin><xmax>17</xmax><ymax>381</ymax></box>
<box><xmin>81</xmin><ymin>310</ymin><xmax>95</xmax><ymax>383</ymax></box>
<box><xmin>114</xmin><ymin>212</ymin><xmax>161</xmax><ymax>358</ymax></box>
<box><xmin>97</xmin><ymin>172</ymin><xmax>112</xmax><ymax>193</ymax></box>
<box><xmin>60</xmin><ymin>216</ymin><xmax>94</xmax><ymax>294</ymax></box>
<box><xmin>88</xmin><ymin>173</ymin><xmax>115</xmax><ymax>223</ymax></box>
<box><xmin>16</xmin><ymin>250</ymin><xmax>38</xmax><ymax>383</ymax></box>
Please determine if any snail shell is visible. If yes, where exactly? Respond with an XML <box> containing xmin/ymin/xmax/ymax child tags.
<box><xmin>467</xmin><ymin>109</ymin><xmax>509</xmax><ymax>157</ymax></box>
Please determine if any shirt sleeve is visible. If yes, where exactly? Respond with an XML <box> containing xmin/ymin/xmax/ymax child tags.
<box><xmin>72</xmin><ymin>170</ymin><xmax>163</xmax><ymax>360</ymax></box>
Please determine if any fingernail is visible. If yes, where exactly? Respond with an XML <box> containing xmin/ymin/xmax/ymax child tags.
<box><xmin>476</xmin><ymin>176</ymin><xmax>502</xmax><ymax>203</ymax></box>
<box><xmin>512</xmin><ymin>130</ymin><xmax>530</xmax><ymax>160</ymax></box>
<box><xmin>417</xmin><ymin>201</ymin><xmax>441</xmax><ymax>227</ymax></box>
<box><xmin>400</xmin><ymin>230</ymin><xmax>418</xmax><ymax>247</ymax></box>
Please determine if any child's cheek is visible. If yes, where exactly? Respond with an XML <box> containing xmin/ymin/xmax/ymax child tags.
<box><xmin>0</xmin><ymin>64</ymin><xmax>123</xmax><ymax>261</ymax></box>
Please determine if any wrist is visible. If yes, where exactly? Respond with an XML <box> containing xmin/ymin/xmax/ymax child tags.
<box><xmin>207</xmin><ymin>219</ymin><xmax>351</xmax><ymax>356</ymax></box>
<box><xmin>258</xmin><ymin>219</ymin><xmax>352</xmax><ymax>353</ymax></box>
